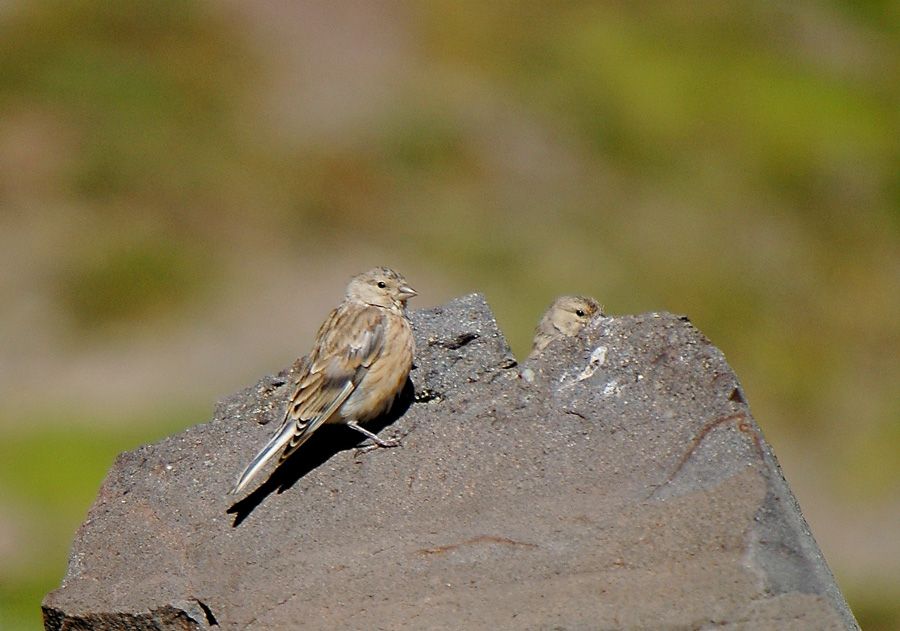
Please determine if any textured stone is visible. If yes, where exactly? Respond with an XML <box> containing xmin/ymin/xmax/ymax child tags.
<box><xmin>42</xmin><ymin>294</ymin><xmax>858</xmax><ymax>629</ymax></box>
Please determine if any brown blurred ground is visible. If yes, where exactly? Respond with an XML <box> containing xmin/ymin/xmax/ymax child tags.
<box><xmin>0</xmin><ymin>1</ymin><xmax>897</xmax><ymax>629</ymax></box>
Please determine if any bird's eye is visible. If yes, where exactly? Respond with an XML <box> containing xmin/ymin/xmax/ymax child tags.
<box><xmin>377</xmin><ymin>281</ymin><xmax>387</xmax><ymax>289</ymax></box>
<box><xmin>576</xmin><ymin>309</ymin><xmax>585</xmax><ymax>317</ymax></box>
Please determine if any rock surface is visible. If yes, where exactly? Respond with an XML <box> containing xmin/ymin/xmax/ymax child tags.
<box><xmin>43</xmin><ymin>294</ymin><xmax>858</xmax><ymax>630</ymax></box>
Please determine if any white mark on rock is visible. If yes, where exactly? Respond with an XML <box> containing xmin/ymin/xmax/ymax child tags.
<box><xmin>601</xmin><ymin>379</ymin><xmax>620</xmax><ymax>397</ymax></box>
<box><xmin>577</xmin><ymin>346</ymin><xmax>608</xmax><ymax>381</ymax></box>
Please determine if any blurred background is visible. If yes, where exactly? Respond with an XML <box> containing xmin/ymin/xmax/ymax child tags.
<box><xmin>0</xmin><ymin>1</ymin><xmax>897</xmax><ymax>628</ymax></box>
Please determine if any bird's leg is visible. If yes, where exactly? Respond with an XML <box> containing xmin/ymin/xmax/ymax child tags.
<box><xmin>346</xmin><ymin>421</ymin><xmax>401</xmax><ymax>451</ymax></box>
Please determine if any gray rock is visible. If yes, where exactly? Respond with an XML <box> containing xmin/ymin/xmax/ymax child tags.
<box><xmin>42</xmin><ymin>294</ymin><xmax>857</xmax><ymax>630</ymax></box>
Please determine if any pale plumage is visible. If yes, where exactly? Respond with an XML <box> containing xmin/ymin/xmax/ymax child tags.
<box><xmin>529</xmin><ymin>295</ymin><xmax>603</xmax><ymax>358</ymax></box>
<box><xmin>230</xmin><ymin>267</ymin><xmax>416</xmax><ymax>495</ymax></box>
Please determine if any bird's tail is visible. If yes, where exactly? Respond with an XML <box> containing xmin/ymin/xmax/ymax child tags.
<box><xmin>230</xmin><ymin>421</ymin><xmax>296</xmax><ymax>495</ymax></box>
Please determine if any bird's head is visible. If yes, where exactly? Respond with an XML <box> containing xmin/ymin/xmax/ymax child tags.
<box><xmin>543</xmin><ymin>295</ymin><xmax>603</xmax><ymax>337</ymax></box>
<box><xmin>347</xmin><ymin>267</ymin><xmax>417</xmax><ymax>312</ymax></box>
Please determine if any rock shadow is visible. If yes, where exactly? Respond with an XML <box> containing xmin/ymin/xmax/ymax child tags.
<box><xmin>227</xmin><ymin>378</ymin><xmax>415</xmax><ymax>526</ymax></box>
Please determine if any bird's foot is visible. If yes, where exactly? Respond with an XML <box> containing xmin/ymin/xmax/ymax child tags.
<box><xmin>354</xmin><ymin>437</ymin><xmax>401</xmax><ymax>455</ymax></box>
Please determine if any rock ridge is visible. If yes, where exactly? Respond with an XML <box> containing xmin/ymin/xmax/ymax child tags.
<box><xmin>43</xmin><ymin>293</ymin><xmax>858</xmax><ymax>630</ymax></box>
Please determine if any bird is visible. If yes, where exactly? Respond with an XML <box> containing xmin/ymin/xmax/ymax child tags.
<box><xmin>230</xmin><ymin>267</ymin><xmax>417</xmax><ymax>495</ymax></box>
<box><xmin>528</xmin><ymin>295</ymin><xmax>603</xmax><ymax>359</ymax></box>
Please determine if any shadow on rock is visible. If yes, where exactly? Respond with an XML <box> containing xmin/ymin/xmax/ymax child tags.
<box><xmin>226</xmin><ymin>378</ymin><xmax>415</xmax><ymax>526</ymax></box>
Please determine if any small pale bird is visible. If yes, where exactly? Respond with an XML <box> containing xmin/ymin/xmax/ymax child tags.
<box><xmin>230</xmin><ymin>267</ymin><xmax>417</xmax><ymax>495</ymax></box>
<box><xmin>528</xmin><ymin>295</ymin><xmax>603</xmax><ymax>358</ymax></box>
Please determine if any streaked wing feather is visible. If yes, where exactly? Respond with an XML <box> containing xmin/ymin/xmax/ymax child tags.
<box><xmin>280</xmin><ymin>380</ymin><xmax>353</xmax><ymax>462</ymax></box>
<box><xmin>279</xmin><ymin>305</ymin><xmax>386</xmax><ymax>460</ymax></box>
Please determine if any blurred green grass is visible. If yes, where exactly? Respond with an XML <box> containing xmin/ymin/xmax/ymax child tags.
<box><xmin>0</xmin><ymin>409</ymin><xmax>203</xmax><ymax>631</ymax></box>
<box><xmin>0</xmin><ymin>0</ymin><xmax>897</xmax><ymax>629</ymax></box>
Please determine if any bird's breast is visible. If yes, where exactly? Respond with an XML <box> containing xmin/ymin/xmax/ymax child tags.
<box><xmin>339</xmin><ymin>316</ymin><xmax>414</xmax><ymax>422</ymax></box>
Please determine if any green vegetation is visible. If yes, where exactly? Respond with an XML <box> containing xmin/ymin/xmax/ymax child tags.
<box><xmin>57</xmin><ymin>234</ymin><xmax>209</xmax><ymax>330</ymax></box>
<box><xmin>0</xmin><ymin>410</ymin><xmax>200</xmax><ymax>631</ymax></box>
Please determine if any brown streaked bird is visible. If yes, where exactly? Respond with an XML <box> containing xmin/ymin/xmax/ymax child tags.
<box><xmin>230</xmin><ymin>267</ymin><xmax>417</xmax><ymax>495</ymax></box>
<box><xmin>528</xmin><ymin>295</ymin><xmax>603</xmax><ymax>359</ymax></box>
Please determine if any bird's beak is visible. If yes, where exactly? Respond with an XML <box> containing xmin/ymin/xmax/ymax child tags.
<box><xmin>398</xmin><ymin>285</ymin><xmax>418</xmax><ymax>300</ymax></box>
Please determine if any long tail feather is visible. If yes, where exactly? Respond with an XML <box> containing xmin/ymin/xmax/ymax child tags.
<box><xmin>230</xmin><ymin>381</ymin><xmax>356</xmax><ymax>496</ymax></box>
<box><xmin>230</xmin><ymin>421</ymin><xmax>296</xmax><ymax>495</ymax></box>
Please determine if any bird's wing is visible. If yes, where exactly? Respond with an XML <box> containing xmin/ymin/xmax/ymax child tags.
<box><xmin>285</xmin><ymin>304</ymin><xmax>385</xmax><ymax>438</ymax></box>
<box><xmin>230</xmin><ymin>305</ymin><xmax>386</xmax><ymax>495</ymax></box>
